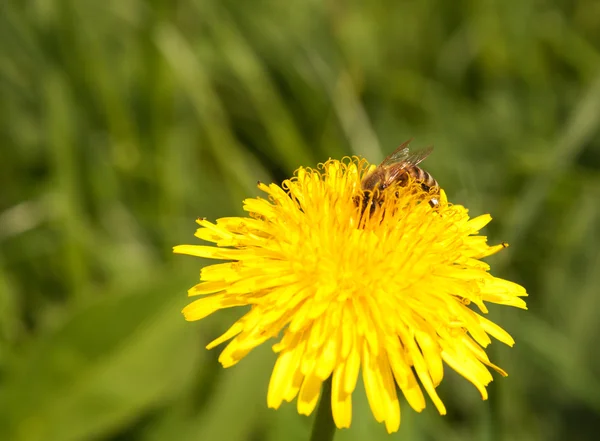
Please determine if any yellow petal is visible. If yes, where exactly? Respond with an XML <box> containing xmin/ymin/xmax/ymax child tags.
<box><xmin>331</xmin><ymin>365</ymin><xmax>352</xmax><ymax>429</ymax></box>
<box><xmin>181</xmin><ymin>294</ymin><xmax>244</xmax><ymax>321</ymax></box>
<box><xmin>297</xmin><ymin>373</ymin><xmax>322</xmax><ymax>416</ymax></box>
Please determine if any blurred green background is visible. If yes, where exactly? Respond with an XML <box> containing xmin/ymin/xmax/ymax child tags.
<box><xmin>1</xmin><ymin>0</ymin><xmax>600</xmax><ymax>440</ymax></box>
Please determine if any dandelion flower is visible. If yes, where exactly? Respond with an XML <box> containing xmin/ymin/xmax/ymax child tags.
<box><xmin>174</xmin><ymin>157</ymin><xmax>527</xmax><ymax>434</ymax></box>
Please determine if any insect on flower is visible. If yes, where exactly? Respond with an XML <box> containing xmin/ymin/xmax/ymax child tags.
<box><xmin>358</xmin><ymin>139</ymin><xmax>440</xmax><ymax>215</ymax></box>
<box><xmin>174</xmin><ymin>149</ymin><xmax>528</xmax><ymax>434</ymax></box>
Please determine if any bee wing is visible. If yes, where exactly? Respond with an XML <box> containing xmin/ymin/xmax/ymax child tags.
<box><xmin>379</xmin><ymin>139</ymin><xmax>413</xmax><ymax>167</ymax></box>
<box><xmin>380</xmin><ymin>140</ymin><xmax>433</xmax><ymax>168</ymax></box>
<box><xmin>379</xmin><ymin>140</ymin><xmax>434</xmax><ymax>183</ymax></box>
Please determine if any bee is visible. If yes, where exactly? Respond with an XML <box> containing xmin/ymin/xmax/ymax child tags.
<box><xmin>359</xmin><ymin>139</ymin><xmax>440</xmax><ymax>214</ymax></box>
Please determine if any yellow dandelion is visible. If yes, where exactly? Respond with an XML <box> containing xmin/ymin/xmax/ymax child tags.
<box><xmin>174</xmin><ymin>156</ymin><xmax>527</xmax><ymax>434</ymax></box>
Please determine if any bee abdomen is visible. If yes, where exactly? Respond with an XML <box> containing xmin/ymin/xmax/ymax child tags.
<box><xmin>421</xmin><ymin>169</ymin><xmax>439</xmax><ymax>191</ymax></box>
<box><xmin>405</xmin><ymin>166</ymin><xmax>438</xmax><ymax>190</ymax></box>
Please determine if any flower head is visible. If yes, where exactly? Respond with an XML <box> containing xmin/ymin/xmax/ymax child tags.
<box><xmin>174</xmin><ymin>157</ymin><xmax>527</xmax><ymax>433</ymax></box>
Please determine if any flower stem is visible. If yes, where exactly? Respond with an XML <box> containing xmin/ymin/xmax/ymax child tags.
<box><xmin>309</xmin><ymin>377</ymin><xmax>336</xmax><ymax>441</ymax></box>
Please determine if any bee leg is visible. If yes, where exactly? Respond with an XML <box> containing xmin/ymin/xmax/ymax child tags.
<box><xmin>355</xmin><ymin>191</ymin><xmax>374</xmax><ymax>217</ymax></box>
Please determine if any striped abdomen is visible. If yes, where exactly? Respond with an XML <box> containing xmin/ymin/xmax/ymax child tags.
<box><xmin>399</xmin><ymin>165</ymin><xmax>439</xmax><ymax>193</ymax></box>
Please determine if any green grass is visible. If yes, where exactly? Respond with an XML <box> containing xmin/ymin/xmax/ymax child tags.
<box><xmin>1</xmin><ymin>1</ymin><xmax>600</xmax><ymax>440</ymax></box>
